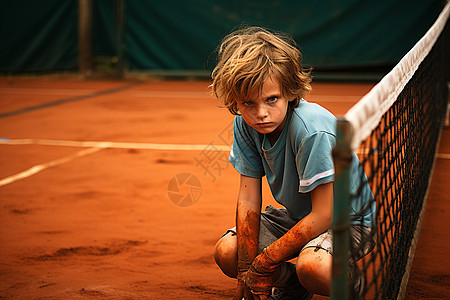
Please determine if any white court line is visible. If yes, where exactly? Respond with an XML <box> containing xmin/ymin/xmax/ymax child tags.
<box><xmin>306</xmin><ymin>95</ymin><xmax>362</xmax><ymax>103</ymax></box>
<box><xmin>131</xmin><ymin>91</ymin><xmax>213</xmax><ymax>99</ymax></box>
<box><xmin>0</xmin><ymin>147</ymin><xmax>101</xmax><ymax>187</ymax></box>
<box><xmin>356</xmin><ymin>148</ymin><xmax>450</xmax><ymax>160</ymax></box>
<box><xmin>131</xmin><ymin>91</ymin><xmax>362</xmax><ymax>102</ymax></box>
<box><xmin>436</xmin><ymin>153</ymin><xmax>450</xmax><ymax>159</ymax></box>
<box><xmin>0</xmin><ymin>139</ymin><xmax>448</xmax><ymax>187</ymax></box>
<box><xmin>0</xmin><ymin>88</ymin><xmax>96</xmax><ymax>96</ymax></box>
<box><xmin>0</xmin><ymin>138</ymin><xmax>230</xmax><ymax>187</ymax></box>
<box><xmin>0</xmin><ymin>88</ymin><xmax>364</xmax><ymax>103</ymax></box>
<box><xmin>1</xmin><ymin>138</ymin><xmax>447</xmax><ymax>157</ymax></box>
<box><xmin>0</xmin><ymin>138</ymin><xmax>232</xmax><ymax>151</ymax></box>
<box><xmin>0</xmin><ymin>88</ymin><xmax>212</xmax><ymax>99</ymax></box>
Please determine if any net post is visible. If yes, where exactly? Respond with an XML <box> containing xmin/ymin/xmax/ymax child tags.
<box><xmin>78</xmin><ymin>0</ymin><xmax>93</xmax><ymax>75</ymax></box>
<box><xmin>331</xmin><ymin>117</ymin><xmax>353</xmax><ymax>300</ymax></box>
<box><xmin>115</xmin><ymin>0</ymin><xmax>125</xmax><ymax>78</ymax></box>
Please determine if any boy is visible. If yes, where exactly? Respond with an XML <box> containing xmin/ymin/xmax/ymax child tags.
<box><xmin>211</xmin><ymin>27</ymin><xmax>375</xmax><ymax>299</ymax></box>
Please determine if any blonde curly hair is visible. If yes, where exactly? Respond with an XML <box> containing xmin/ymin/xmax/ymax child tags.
<box><xmin>211</xmin><ymin>26</ymin><xmax>312</xmax><ymax>115</ymax></box>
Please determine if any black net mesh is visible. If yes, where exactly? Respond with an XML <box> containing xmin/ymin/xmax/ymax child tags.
<box><xmin>349</xmin><ymin>18</ymin><xmax>449</xmax><ymax>300</ymax></box>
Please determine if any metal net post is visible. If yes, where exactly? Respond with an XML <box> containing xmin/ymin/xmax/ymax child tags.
<box><xmin>331</xmin><ymin>118</ymin><xmax>353</xmax><ymax>300</ymax></box>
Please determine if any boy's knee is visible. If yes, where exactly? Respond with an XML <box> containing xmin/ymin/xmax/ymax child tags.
<box><xmin>296</xmin><ymin>248</ymin><xmax>331</xmax><ymax>296</ymax></box>
<box><xmin>214</xmin><ymin>232</ymin><xmax>238</xmax><ymax>278</ymax></box>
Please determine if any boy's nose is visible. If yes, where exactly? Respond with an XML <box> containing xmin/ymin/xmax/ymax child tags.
<box><xmin>256</xmin><ymin>104</ymin><xmax>269</xmax><ymax>119</ymax></box>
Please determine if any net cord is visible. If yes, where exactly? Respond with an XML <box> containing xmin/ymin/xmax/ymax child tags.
<box><xmin>345</xmin><ymin>1</ymin><xmax>450</xmax><ymax>151</ymax></box>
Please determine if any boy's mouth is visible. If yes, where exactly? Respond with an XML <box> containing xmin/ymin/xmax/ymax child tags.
<box><xmin>255</xmin><ymin>122</ymin><xmax>272</xmax><ymax>127</ymax></box>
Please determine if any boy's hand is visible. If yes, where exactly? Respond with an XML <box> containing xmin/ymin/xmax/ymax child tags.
<box><xmin>234</xmin><ymin>276</ymin><xmax>255</xmax><ymax>300</ymax></box>
<box><xmin>235</xmin><ymin>253</ymin><xmax>255</xmax><ymax>299</ymax></box>
<box><xmin>235</xmin><ymin>277</ymin><xmax>272</xmax><ymax>300</ymax></box>
<box><xmin>242</xmin><ymin>248</ymin><xmax>281</xmax><ymax>296</ymax></box>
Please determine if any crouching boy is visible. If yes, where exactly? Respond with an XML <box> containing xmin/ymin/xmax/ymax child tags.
<box><xmin>211</xmin><ymin>27</ymin><xmax>375</xmax><ymax>299</ymax></box>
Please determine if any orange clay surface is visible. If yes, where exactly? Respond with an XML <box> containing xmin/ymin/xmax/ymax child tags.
<box><xmin>0</xmin><ymin>77</ymin><xmax>448</xmax><ymax>299</ymax></box>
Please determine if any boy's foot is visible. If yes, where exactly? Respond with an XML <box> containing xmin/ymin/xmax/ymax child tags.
<box><xmin>271</xmin><ymin>263</ymin><xmax>313</xmax><ymax>300</ymax></box>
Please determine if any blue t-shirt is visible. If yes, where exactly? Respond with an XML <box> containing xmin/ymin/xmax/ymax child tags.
<box><xmin>229</xmin><ymin>99</ymin><xmax>375</xmax><ymax>227</ymax></box>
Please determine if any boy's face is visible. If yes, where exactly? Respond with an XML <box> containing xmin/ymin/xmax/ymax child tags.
<box><xmin>237</xmin><ymin>77</ymin><xmax>292</xmax><ymax>142</ymax></box>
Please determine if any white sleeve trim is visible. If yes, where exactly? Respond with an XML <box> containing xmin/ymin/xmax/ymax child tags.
<box><xmin>299</xmin><ymin>169</ymin><xmax>335</xmax><ymax>187</ymax></box>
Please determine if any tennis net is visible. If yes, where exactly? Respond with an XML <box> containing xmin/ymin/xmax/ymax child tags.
<box><xmin>332</xmin><ymin>2</ymin><xmax>449</xmax><ymax>299</ymax></box>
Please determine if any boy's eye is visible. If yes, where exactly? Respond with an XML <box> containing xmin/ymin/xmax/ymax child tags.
<box><xmin>267</xmin><ymin>97</ymin><xmax>278</xmax><ymax>103</ymax></box>
<box><xmin>242</xmin><ymin>101</ymin><xmax>254</xmax><ymax>106</ymax></box>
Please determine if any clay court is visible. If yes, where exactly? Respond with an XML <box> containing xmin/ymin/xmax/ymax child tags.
<box><xmin>0</xmin><ymin>77</ymin><xmax>448</xmax><ymax>299</ymax></box>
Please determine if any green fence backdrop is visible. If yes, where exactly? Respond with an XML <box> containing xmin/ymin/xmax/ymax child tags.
<box><xmin>0</xmin><ymin>0</ymin><xmax>444</xmax><ymax>75</ymax></box>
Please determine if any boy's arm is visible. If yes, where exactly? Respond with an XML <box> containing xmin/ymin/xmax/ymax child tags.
<box><xmin>235</xmin><ymin>174</ymin><xmax>263</xmax><ymax>299</ymax></box>
<box><xmin>243</xmin><ymin>182</ymin><xmax>333</xmax><ymax>294</ymax></box>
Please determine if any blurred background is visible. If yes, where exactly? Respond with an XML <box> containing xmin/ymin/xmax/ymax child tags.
<box><xmin>0</xmin><ymin>0</ymin><xmax>445</xmax><ymax>81</ymax></box>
